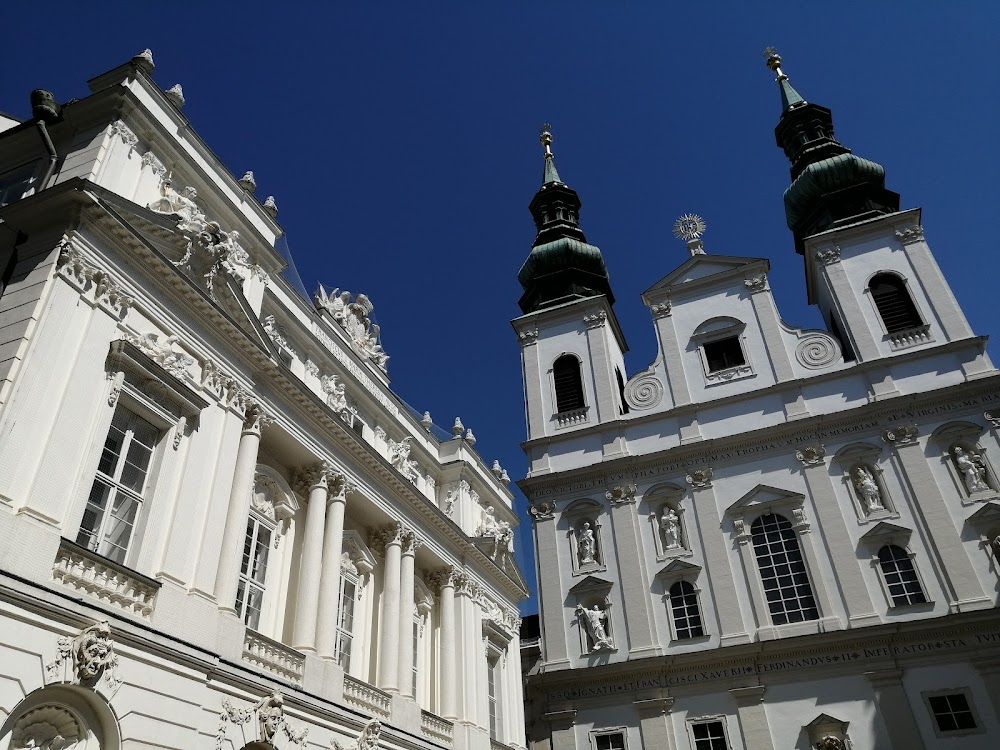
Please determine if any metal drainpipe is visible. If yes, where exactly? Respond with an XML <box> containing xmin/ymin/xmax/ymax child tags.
<box><xmin>35</xmin><ymin>119</ymin><xmax>58</xmax><ymax>190</ymax></box>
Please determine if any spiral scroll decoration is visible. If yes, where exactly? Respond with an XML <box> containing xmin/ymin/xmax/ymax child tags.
<box><xmin>624</xmin><ymin>374</ymin><xmax>664</xmax><ymax>410</ymax></box>
<box><xmin>795</xmin><ymin>334</ymin><xmax>840</xmax><ymax>369</ymax></box>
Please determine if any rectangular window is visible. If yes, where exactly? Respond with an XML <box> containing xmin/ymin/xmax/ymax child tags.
<box><xmin>487</xmin><ymin>647</ymin><xmax>502</xmax><ymax>740</ymax></box>
<box><xmin>336</xmin><ymin>577</ymin><xmax>357</xmax><ymax>671</ymax></box>
<box><xmin>411</xmin><ymin>619</ymin><xmax>419</xmax><ymax>696</ymax></box>
<box><xmin>594</xmin><ymin>732</ymin><xmax>626</xmax><ymax>750</ymax></box>
<box><xmin>235</xmin><ymin>514</ymin><xmax>272</xmax><ymax>630</ymax></box>
<box><xmin>928</xmin><ymin>692</ymin><xmax>978</xmax><ymax>733</ymax></box>
<box><xmin>691</xmin><ymin>720</ymin><xmax>729</xmax><ymax>750</ymax></box>
<box><xmin>703</xmin><ymin>337</ymin><xmax>745</xmax><ymax>373</ymax></box>
<box><xmin>77</xmin><ymin>405</ymin><xmax>159</xmax><ymax>564</ymax></box>
<box><xmin>0</xmin><ymin>162</ymin><xmax>39</xmax><ymax>207</ymax></box>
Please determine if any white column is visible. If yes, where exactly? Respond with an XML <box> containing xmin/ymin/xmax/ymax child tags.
<box><xmin>214</xmin><ymin>403</ymin><xmax>270</xmax><ymax>612</ymax></box>
<box><xmin>397</xmin><ymin>530</ymin><xmax>419</xmax><ymax>697</ymax></box>
<box><xmin>316</xmin><ymin>476</ymin><xmax>349</xmax><ymax>659</ymax></box>
<box><xmin>292</xmin><ymin>461</ymin><xmax>332</xmax><ymax>652</ymax></box>
<box><xmin>377</xmin><ymin>523</ymin><xmax>402</xmax><ymax>691</ymax></box>
<box><xmin>435</xmin><ymin>567</ymin><xmax>458</xmax><ymax>720</ymax></box>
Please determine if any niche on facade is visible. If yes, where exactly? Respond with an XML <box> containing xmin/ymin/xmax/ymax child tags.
<box><xmin>804</xmin><ymin>713</ymin><xmax>852</xmax><ymax>749</ymax></box>
<box><xmin>564</xmin><ymin>499</ymin><xmax>606</xmax><ymax>575</ymax></box>
<box><xmin>644</xmin><ymin>484</ymin><xmax>692</xmax><ymax>561</ymax></box>
<box><xmin>966</xmin><ymin>501</ymin><xmax>1000</xmax><ymax>577</ymax></box>
<box><xmin>833</xmin><ymin>443</ymin><xmax>898</xmax><ymax>524</ymax></box>
<box><xmin>568</xmin><ymin>576</ymin><xmax>616</xmax><ymax>655</ymax></box>
<box><xmin>932</xmin><ymin>422</ymin><xmax>999</xmax><ymax>504</ymax></box>
<box><xmin>0</xmin><ymin>684</ymin><xmax>121</xmax><ymax>750</ymax></box>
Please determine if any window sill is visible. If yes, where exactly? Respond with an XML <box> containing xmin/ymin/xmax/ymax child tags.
<box><xmin>52</xmin><ymin>538</ymin><xmax>161</xmax><ymax>619</ymax></box>
<box><xmin>887</xmin><ymin>325</ymin><xmax>933</xmax><ymax>351</ymax></box>
<box><xmin>704</xmin><ymin>365</ymin><xmax>754</xmax><ymax>385</ymax></box>
<box><xmin>571</xmin><ymin>562</ymin><xmax>607</xmax><ymax>577</ymax></box>
<box><xmin>554</xmin><ymin>407</ymin><xmax>589</xmax><ymax>429</ymax></box>
<box><xmin>886</xmin><ymin>601</ymin><xmax>935</xmax><ymax>615</ymax></box>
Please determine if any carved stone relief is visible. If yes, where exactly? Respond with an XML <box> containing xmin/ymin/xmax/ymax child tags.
<box><xmin>575</xmin><ymin>603</ymin><xmax>614</xmax><ymax>652</ymax></box>
<box><xmin>125</xmin><ymin>331</ymin><xmax>195</xmax><ymax>379</ymax></box>
<box><xmin>332</xmin><ymin>717</ymin><xmax>381</xmax><ymax>750</ymax></box>
<box><xmin>477</xmin><ymin>506</ymin><xmax>514</xmax><ymax>559</ymax></box>
<box><xmin>387</xmin><ymin>436</ymin><xmax>419</xmax><ymax>483</ymax></box>
<box><xmin>314</xmin><ymin>286</ymin><xmax>389</xmax><ymax>371</ymax></box>
<box><xmin>45</xmin><ymin>621</ymin><xmax>121</xmax><ymax>691</ymax></box>
<box><xmin>9</xmin><ymin>705</ymin><xmax>83</xmax><ymax>750</ymax></box>
<box><xmin>606</xmin><ymin>483</ymin><xmax>637</xmax><ymax>504</ymax></box>
<box><xmin>624</xmin><ymin>372</ymin><xmax>664</xmax><ymax>411</ymax></box>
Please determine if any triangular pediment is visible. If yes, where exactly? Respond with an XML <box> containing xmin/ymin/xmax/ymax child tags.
<box><xmin>967</xmin><ymin>501</ymin><xmax>1000</xmax><ymax>527</ymax></box>
<box><xmin>654</xmin><ymin>559</ymin><xmax>702</xmax><ymax>580</ymax></box>
<box><xmin>859</xmin><ymin>521</ymin><xmax>912</xmax><ymax>544</ymax></box>
<box><xmin>726</xmin><ymin>485</ymin><xmax>804</xmax><ymax>516</ymax></box>
<box><xmin>568</xmin><ymin>575</ymin><xmax>614</xmax><ymax>596</ymax></box>
<box><xmin>644</xmin><ymin>253</ymin><xmax>767</xmax><ymax>296</ymax></box>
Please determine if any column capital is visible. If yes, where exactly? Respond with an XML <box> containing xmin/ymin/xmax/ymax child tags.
<box><xmin>795</xmin><ymin>443</ymin><xmax>826</xmax><ymax>467</ymax></box>
<box><xmin>685</xmin><ymin>467</ymin><xmax>714</xmax><ymax>489</ymax></box>
<box><xmin>400</xmin><ymin>528</ymin><xmax>423</xmax><ymax>555</ymax></box>
<box><xmin>529</xmin><ymin>500</ymin><xmax>556</xmax><ymax>521</ymax></box>
<box><xmin>369</xmin><ymin>522</ymin><xmax>404</xmax><ymax>557</ymax></box>
<box><xmin>606</xmin><ymin>483</ymin><xmax>637</xmax><ymax>505</ymax></box>
<box><xmin>883</xmin><ymin>424</ymin><xmax>919</xmax><ymax>448</ymax></box>
<box><xmin>242</xmin><ymin>401</ymin><xmax>274</xmax><ymax>435</ymax></box>
<box><xmin>863</xmin><ymin>668</ymin><xmax>904</xmax><ymax>687</ymax></box>
<box><xmin>427</xmin><ymin>565</ymin><xmax>459</xmax><ymax>593</ymax></box>
<box><xmin>729</xmin><ymin>685</ymin><xmax>766</xmax><ymax>705</ymax></box>
<box><xmin>292</xmin><ymin>461</ymin><xmax>346</xmax><ymax>498</ymax></box>
<box><xmin>633</xmin><ymin>696</ymin><xmax>675</xmax><ymax>717</ymax></box>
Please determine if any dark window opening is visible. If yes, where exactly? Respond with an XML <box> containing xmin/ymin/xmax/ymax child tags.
<box><xmin>928</xmin><ymin>693</ymin><xmax>977</xmax><ymax>733</ymax></box>
<box><xmin>615</xmin><ymin>367</ymin><xmax>629</xmax><ymax>415</ymax></box>
<box><xmin>692</xmin><ymin>720</ymin><xmax>729</xmax><ymax>750</ymax></box>
<box><xmin>750</xmin><ymin>513</ymin><xmax>819</xmax><ymax>625</ymax></box>
<box><xmin>869</xmin><ymin>274</ymin><xmax>922</xmax><ymax>333</ymax></box>
<box><xmin>703</xmin><ymin>337</ymin><xmax>745</xmax><ymax>373</ymax></box>
<box><xmin>877</xmin><ymin>545</ymin><xmax>926</xmax><ymax>606</ymax></box>
<box><xmin>553</xmin><ymin>355</ymin><xmax>585</xmax><ymax>413</ymax></box>
<box><xmin>669</xmin><ymin>580</ymin><xmax>704</xmax><ymax>640</ymax></box>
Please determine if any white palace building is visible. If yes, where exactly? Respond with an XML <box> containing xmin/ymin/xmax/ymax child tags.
<box><xmin>514</xmin><ymin>52</ymin><xmax>1000</xmax><ymax>749</ymax></box>
<box><xmin>0</xmin><ymin>52</ymin><xmax>528</xmax><ymax>750</ymax></box>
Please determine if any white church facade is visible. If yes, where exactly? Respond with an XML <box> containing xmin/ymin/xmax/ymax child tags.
<box><xmin>0</xmin><ymin>52</ymin><xmax>527</xmax><ymax>750</ymax></box>
<box><xmin>515</xmin><ymin>53</ymin><xmax>1000</xmax><ymax>750</ymax></box>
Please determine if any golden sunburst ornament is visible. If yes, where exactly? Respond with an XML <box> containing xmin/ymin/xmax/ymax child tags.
<box><xmin>673</xmin><ymin>214</ymin><xmax>706</xmax><ymax>241</ymax></box>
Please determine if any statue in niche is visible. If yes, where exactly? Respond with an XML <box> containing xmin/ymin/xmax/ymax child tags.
<box><xmin>660</xmin><ymin>508</ymin><xmax>681</xmax><ymax>549</ymax></box>
<box><xmin>853</xmin><ymin>466</ymin><xmax>885</xmax><ymax>512</ymax></box>
<box><xmin>953</xmin><ymin>447</ymin><xmax>990</xmax><ymax>493</ymax></box>
<box><xmin>577</xmin><ymin>522</ymin><xmax>596</xmax><ymax>565</ymax></box>
<box><xmin>575</xmin><ymin>603</ymin><xmax>613</xmax><ymax>651</ymax></box>
<box><xmin>254</xmin><ymin>691</ymin><xmax>284</xmax><ymax>743</ymax></box>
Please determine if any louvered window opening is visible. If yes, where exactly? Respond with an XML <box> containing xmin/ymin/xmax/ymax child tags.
<box><xmin>553</xmin><ymin>356</ymin><xmax>585</xmax><ymax>412</ymax></box>
<box><xmin>878</xmin><ymin>544</ymin><xmax>927</xmax><ymax>606</ymax></box>
<box><xmin>870</xmin><ymin>274</ymin><xmax>922</xmax><ymax>333</ymax></box>
<box><xmin>750</xmin><ymin>513</ymin><xmax>819</xmax><ymax>625</ymax></box>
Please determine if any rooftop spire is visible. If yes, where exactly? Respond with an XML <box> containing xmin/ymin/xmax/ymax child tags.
<box><xmin>764</xmin><ymin>47</ymin><xmax>805</xmax><ymax>112</ymax></box>
<box><xmin>539</xmin><ymin>123</ymin><xmax>562</xmax><ymax>184</ymax></box>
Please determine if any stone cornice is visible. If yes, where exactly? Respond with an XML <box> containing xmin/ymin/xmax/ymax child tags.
<box><xmin>519</xmin><ymin>377</ymin><xmax>1000</xmax><ymax>500</ymax></box>
<box><xmin>529</xmin><ymin>609</ymin><xmax>1000</xmax><ymax>703</ymax></box>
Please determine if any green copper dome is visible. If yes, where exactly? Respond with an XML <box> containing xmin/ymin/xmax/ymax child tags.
<box><xmin>783</xmin><ymin>152</ymin><xmax>887</xmax><ymax>230</ymax></box>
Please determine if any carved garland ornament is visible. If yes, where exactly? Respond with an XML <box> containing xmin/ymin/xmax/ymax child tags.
<box><xmin>685</xmin><ymin>467</ymin><xmax>714</xmax><ymax>488</ymax></box>
<box><xmin>883</xmin><ymin>424</ymin><xmax>919</xmax><ymax>447</ymax></box>
<box><xmin>55</xmin><ymin>241</ymin><xmax>133</xmax><ymax>316</ymax></box>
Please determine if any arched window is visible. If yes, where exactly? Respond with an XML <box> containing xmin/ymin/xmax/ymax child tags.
<box><xmin>750</xmin><ymin>514</ymin><xmax>819</xmax><ymax>625</ymax></box>
<box><xmin>553</xmin><ymin>355</ymin><xmax>585</xmax><ymax>412</ymax></box>
<box><xmin>869</xmin><ymin>273</ymin><xmax>922</xmax><ymax>333</ymax></box>
<box><xmin>668</xmin><ymin>580</ymin><xmax>704</xmax><ymax>640</ymax></box>
<box><xmin>877</xmin><ymin>544</ymin><xmax>926</xmax><ymax>606</ymax></box>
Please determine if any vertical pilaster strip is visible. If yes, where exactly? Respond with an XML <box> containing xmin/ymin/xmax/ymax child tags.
<box><xmin>435</xmin><ymin>568</ymin><xmax>458</xmax><ymax>719</ymax></box>
<box><xmin>884</xmin><ymin>426</ymin><xmax>989</xmax><ymax>609</ymax></box>
<box><xmin>634</xmin><ymin>697</ymin><xmax>678</xmax><ymax>750</ymax></box>
<box><xmin>730</xmin><ymin>685</ymin><xmax>774</xmax><ymax>750</ymax></box>
<box><xmin>813</xmin><ymin>249</ymin><xmax>881</xmax><ymax>362</ymax></box>
<box><xmin>974</xmin><ymin>657</ymin><xmax>1000</xmax><ymax>727</ymax></box>
<box><xmin>517</xmin><ymin>328</ymin><xmax>546</xmax><ymax>440</ymax></box>
<box><xmin>530</xmin><ymin>500</ymin><xmax>569</xmax><ymax>666</ymax></box>
<box><xmin>214</xmin><ymin>403</ymin><xmax>270</xmax><ymax>612</ymax></box>
<box><xmin>397</xmin><ymin>530</ymin><xmax>419</xmax><ymax>697</ymax></box>
<box><xmin>745</xmin><ymin>276</ymin><xmax>796</xmax><ymax>382</ymax></box>
<box><xmin>864</xmin><ymin>669</ymin><xmax>925</xmax><ymax>749</ymax></box>
<box><xmin>315</xmin><ymin>476</ymin><xmax>349</xmax><ymax>659</ymax></box>
<box><xmin>796</xmin><ymin>446</ymin><xmax>879</xmax><ymax>625</ymax></box>
<box><xmin>376</xmin><ymin>524</ymin><xmax>403</xmax><ymax>691</ymax></box>
<box><xmin>292</xmin><ymin>462</ymin><xmax>332</xmax><ymax>652</ymax></box>
<box><xmin>545</xmin><ymin>709</ymin><xmax>577</xmax><ymax>750</ymax></box>
<box><xmin>605</xmin><ymin>483</ymin><xmax>658</xmax><ymax>656</ymax></box>
<box><xmin>583</xmin><ymin>311</ymin><xmax>617</xmax><ymax>422</ymax></box>
<box><xmin>686</xmin><ymin>473</ymin><xmax>749</xmax><ymax>645</ymax></box>
<box><xmin>651</xmin><ymin>301</ymin><xmax>690</xmax><ymax>407</ymax></box>
<box><xmin>897</xmin><ymin>229</ymin><xmax>974</xmax><ymax>340</ymax></box>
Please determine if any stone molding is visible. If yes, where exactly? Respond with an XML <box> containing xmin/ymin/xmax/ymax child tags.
<box><xmin>529</xmin><ymin>500</ymin><xmax>556</xmax><ymax>520</ymax></box>
<box><xmin>795</xmin><ymin>444</ymin><xmax>827</xmax><ymax>467</ymax></box>
<box><xmin>744</xmin><ymin>275</ymin><xmax>768</xmax><ymax>293</ymax></box>
<box><xmin>109</xmin><ymin>120</ymin><xmax>138</xmax><ymax>149</ymax></box>
<box><xmin>685</xmin><ymin>467</ymin><xmax>714</xmax><ymax>489</ymax></box>
<box><xmin>883</xmin><ymin>424</ymin><xmax>919</xmax><ymax>447</ymax></box>
<box><xmin>55</xmin><ymin>239</ymin><xmax>134</xmax><ymax>317</ymax></box>
<box><xmin>894</xmin><ymin>225</ymin><xmax>925</xmax><ymax>245</ymax></box>
<box><xmin>517</xmin><ymin>328</ymin><xmax>540</xmax><ymax>346</ymax></box>
<box><xmin>650</xmin><ymin>300</ymin><xmax>672</xmax><ymax>318</ymax></box>
<box><xmin>583</xmin><ymin>311</ymin><xmax>607</xmax><ymax>329</ymax></box>
<box><xmin>814</xmin><ymin>247</ymin><xmax>841</xmax><ymax>265</ymax></box>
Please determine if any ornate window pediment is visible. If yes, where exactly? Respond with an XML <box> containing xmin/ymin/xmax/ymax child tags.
<box><xmin>859</xmin><ymin>521</ymin><xmax>912</xmax><ymax>547</ymax></box>
<box><xmin>252</xmin><ymin>468</ymin><xmax>299</xmax><ymax>542</ymax></box>
<box><xmin>654</xmin><ymin>559</ymin><xmax>701</xmax><ymax>583</ymax></box>
<box><xmin>568</xmin><ymin>575</ymin><xmax>613</xmax><ymax>598</ymax></box>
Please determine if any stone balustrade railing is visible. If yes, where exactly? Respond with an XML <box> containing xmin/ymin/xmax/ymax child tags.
<box><xmin>242</xmin><ymin>629</ymin><xmax>305</xmax><ymax>685</ymax></box>
<box><xmin>888</xmin><ymin>324</ymin><xmax>932</xmax><ymax>350</ymax></box>
<box><xmin>555</xmin><ymin>407</ymin><xmax>588</xmax><ymax>429</ymax></box>
<box><xmin>52</xmin><ymin>538</ymin><xmax>160</xmax><ymax>618</ymax></box>
<box><xmin>343</xmin><ymin>674</ymin><xmax>391</xmax><ymax>718</ymax></box>
<box><xmin>420</xmin><ymin>710</ymin><xmax>454</xmax><ymax>744</ymax></box>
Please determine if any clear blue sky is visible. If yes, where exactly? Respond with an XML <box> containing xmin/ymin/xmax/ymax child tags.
<box><xmin>4</xmin><ymin>3</ymin><xmax>997</xmax><ymax>614</ymax></box>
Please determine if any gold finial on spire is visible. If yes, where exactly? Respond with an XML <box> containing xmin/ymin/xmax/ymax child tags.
<box><xmin>540</xmin><ymin>123</ymin><xmax>553</xmax><ymax>156</ymax></box>
<box><xmin>764</xmin><ymin>47</ymin><xmax>787</xmax><ymax>80</ymax></box>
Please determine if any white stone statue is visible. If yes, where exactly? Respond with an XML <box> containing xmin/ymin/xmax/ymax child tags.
<box><xmin>954</xmin><ymin>447</ymin><xmax>990</xmax><ymax>493</ymax></box>
<box><xmin>660</xmin><ymin>508</ymin><xmax>681</xmax><ymax>549</ymax></box>
<box><xmin>854</xmin><ymin>466</ymin><xmax>885</xmax><ymax>512</ymax></box>
<box><xmin>388</xmin><ymin>437</ymin><xmax>419</xmax><ymax>483</ymax></box>
<box><xmin>577</xmin><ymin>522</ymin><xmax>596</xmax><ymax>564</ymax></box>
<box><xmin>575</xmin><ymin>603</ymin><xmax>613</xmax><ymax>651</ymax></box>
<box><xmin>321</xmin><ymin>374</ymin><xmax>348</xmax><ymax>415</ymax></box>
<box><xmin>332</xmin><ymin>717</ymin><xmax>381</xmax><ymax>750</ymax></box>
<box><xmin>147</xmin><ymin>179</ymin><xmax>206</xmax><ymax>234</ymax></box>
<box><xmin>254</xmin><ymin>691</ymin><xmax>283</xmax><ymax>743</ymax></box>
<box><xmin>129</xmin><ymin>332</ymin><xmax>195</xmax><ymax>378</ymax></box>
<box><xmin>477</xmin><ymin>506</ymin><xmax>514</xmax><ymax>558</ymax></box>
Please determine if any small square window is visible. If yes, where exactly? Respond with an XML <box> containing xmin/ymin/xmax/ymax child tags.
<box><xmin>928</xmin><ymin>692</ymin><xmax>976</xmax><ymax>732</ymax></box>
<box><xmin>594</xmin><ymin>731</ymin><xmax>626</xmax><ymax>750</ymax></box>
<box><xmin>690</xmin><ymin>720</ymin><xmax>729</xmax><ymax>750</ymax></box>
<box><xmin>703</xmin><ymin>337</ymin><xmax>745</xmax><ymax>373</ymax></box>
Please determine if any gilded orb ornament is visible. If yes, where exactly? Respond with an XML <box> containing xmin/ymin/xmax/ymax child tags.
<box><xmin>673</xmin><ymin>214</ymin><xmax>707</xmax><ymax>241</ymax></box>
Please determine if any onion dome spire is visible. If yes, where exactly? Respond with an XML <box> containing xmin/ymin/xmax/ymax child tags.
<box><xmin>765</xmin><ymin>48</ymin><xmax>900</xmax><ymax>253</ymax></box>
<box><xmin>517</xmin><ymin>125</ymin><xmax>614</xmax><ymax>314</ymax></box>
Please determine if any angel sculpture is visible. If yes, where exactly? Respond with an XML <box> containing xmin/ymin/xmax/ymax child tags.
<box><xmin>575</xmin><ymin>603</ymin><xmax>614</xmax><ymax>651</ymax></box>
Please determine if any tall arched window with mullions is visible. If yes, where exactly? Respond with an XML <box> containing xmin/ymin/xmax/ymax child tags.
<box><xmin>869</xmin><ymin>273</ymin><xmax>923</xmax><ymax>333</ymax></box>
<box><xmin>553</xmin><ymin>355</ymin><xmax>585</xmax><ymax>413</ymax></box>
<box><xmin>750</xmin><ymin>513</ymin><xmax>819</xmax><ymax>625</ymax></box>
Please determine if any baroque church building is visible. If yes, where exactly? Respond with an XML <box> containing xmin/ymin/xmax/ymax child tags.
<box><xmin>0</xmin><ymin>52</ymin><xmax>528</xmax><ymax>750</ymax></box>
<box><xmin>515</xmin><ymin>52</ymin><xmax>1000</xmax><ymax>750</ymax></box>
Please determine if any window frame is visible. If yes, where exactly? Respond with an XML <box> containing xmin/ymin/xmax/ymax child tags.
<box><xmin>484</xmin><ymin>639</ymin><xmax>506</xmax><ymax>741</ymax></box>
<box><xmin>921</xmin><ymin>688</ymin><xmax>985</xmax><ymax>738</ymax></box>
<box><xmin>550</xmin><ymin>353</ymin><xmax>589</xmax><ymax>426</ymax></box>
<box><xmin>875</xmin><ymin>543</ymin><xmax>928</xmax><ymax>608</ymax></box>
<box><xmin>866</xmin><ymin>271</ymin><xmax>925</xmax><ymax>336</ymax></box>
<box><xmin>336</xmin><ymin>569</ymin><xmax>359</xmax><ymax>672</ymax></box>
<box><xmin>691</xmin><ymin>318</ymin><xmax>754</xmax><ymax>386</ymax></box>
<box><xmin>667</xmin><ymin>579</ymin><xmax>706</xmax><ymax>641</ymax></box>
<box><xmin>748</xmin><ymin>512</ymin><xmax>820</xmax><ymax>627</ymax></box>
<box><xmin>236</xmin><ymin>509</ymin><xmax>277</xmax><ymax>631</ymax></box>
<box><xmin>685</xmin><ymin>716</ymin><xmax>732</xmax><ymax>750</ymax></box>
<box><xmin>589</xmin><ymin>728</ymin><xmax>629</xmax><ymax>750</ymax></box>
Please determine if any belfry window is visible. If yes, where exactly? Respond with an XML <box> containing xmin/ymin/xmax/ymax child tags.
<box><xmin>77</xmin><ymin>405</ymin><xmax>160</xmax><ymax>564</ymax></box>
<box><xmin>553</xmin><ymin>355</ymin><xmax>585</xmax><ymax>412</ymax></box>
<box><xmin>750</xmin><ymin>513</ymin><xmax>819</xmax><ymax>625</ymax></box>
<box><xmin>869</xmin><ymin>273</ymin><xmax>922</xmax><ymax>333</ymax></box>
<box><xmin>703</xmin><ymin>337</ymin><xmax>745</xmax><ymax>373</ymax></box>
